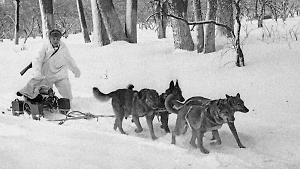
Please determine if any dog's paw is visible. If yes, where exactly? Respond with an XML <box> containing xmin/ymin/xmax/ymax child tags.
<box><xmin>210</xmin><ymin>140</ymin><xmax>222</xmax><ymax>146</ymax></box>
<box><xmin>151</xmin><ymin>135</ymin><xmax>158</xmax><ymax>140</ymax></box>
<box><xmin>190</xmin><ymin>142</ymin><xmax>197</xmax><ymax>148</ymax></box>
<box><xmin>200</xmin><ymin>148</ymin><xmax>210</xmax><ymax>154</ymax></box>
<box><xmin>135</xmin><ymin>128</ymin><xmax>143</xmax><ymax>133</ymax></box>
<box><xmin>238</xmin><ymin>144</ymin><xmax>246</xmax><ymax>148</ymax></box>
<box><xmin>171</xmin><ymin>137</ymin><xmax>176</xmax><ymax>145</ymax></box>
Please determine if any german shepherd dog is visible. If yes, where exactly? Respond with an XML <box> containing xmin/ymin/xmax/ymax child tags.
<box><xmin>165</xmin><ymin>93</ymin><xmax>249</xmax><ymax>154</ymax></box>
<box><xmin>156</xmin><ymin>80</ymin><xmax>185</xmax><ymax>133</ymax></box>
<box><xmin>93</xmin><ymin>85</ymin><xmax>160</xmax><ymax>140</ymax></box>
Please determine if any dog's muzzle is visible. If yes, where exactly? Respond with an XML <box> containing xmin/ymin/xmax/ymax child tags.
<box><xmin>238</xmin><ymin>106</ymin><xmax>249</xmax><ymax>113</ymax></box>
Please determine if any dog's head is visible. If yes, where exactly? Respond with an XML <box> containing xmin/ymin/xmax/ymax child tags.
<box><xmin>165</xmin><ymin>80</ymin><xmax>185</xmax><ymax>102</ymax></box>
<box><xmin>216</xmin><ymin>100</ymin><xmax>235</xmax><ymax>123</ymax></box>
<box><xmin>138</xmin><ymin>89</ymin><xmax>159</xmax><ymax>109</ymax></box>
<box><xmin>226</xmin><ymin>93</ymin><xmax>249</xmax><ymax>113</ymax></box>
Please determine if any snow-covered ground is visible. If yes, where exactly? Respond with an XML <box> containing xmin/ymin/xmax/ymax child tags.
<box><xmin>1</xmin><ymin>18</ymin><xmax>300</xmax><ymax>169</ymax></box>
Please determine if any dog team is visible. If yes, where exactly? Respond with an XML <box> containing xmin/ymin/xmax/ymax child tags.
<box><xmin>93</xmin><ymin>80</ymin><xmax>249</xmax><ymax>154</ymax></box>
<box><xmin>15</xmin><ymin>29</ymin><xmax>248</xmax><ymax>154</ymax></box>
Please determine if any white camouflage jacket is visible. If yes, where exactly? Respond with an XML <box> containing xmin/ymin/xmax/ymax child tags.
<box><xmin>33</xmin><ymin>40</ymin><xmax>80</xmax><ymax>82</ymax></box>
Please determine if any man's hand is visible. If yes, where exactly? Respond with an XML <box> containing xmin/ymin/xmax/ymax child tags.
<box><xmin>74</xmin><ymin>69</ymin><xmax>81</xmax><ymax>78</ymax></box>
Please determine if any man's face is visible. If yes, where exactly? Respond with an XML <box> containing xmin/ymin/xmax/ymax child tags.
<box><xmin>49</xmin><ymin>36</ymin><xmax>61</xmax><ymax>47</ymax></box>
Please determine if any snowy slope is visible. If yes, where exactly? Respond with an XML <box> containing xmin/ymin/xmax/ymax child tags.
<box><xmin>1</xmin><ymin>18</ymin><xmax>300</xmax><ymax>169</ymax></box>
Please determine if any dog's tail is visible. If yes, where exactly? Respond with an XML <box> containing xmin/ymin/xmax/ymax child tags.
<box><xmin>93</xmin><ymin>87</ymin><xmax>112</xmax><ymax>102</ymax></box>
<box><xmin>127</xmin><ymin>84</ymin><xmax>134</xmax><ymax>90</ymax></box>
<box><xmin>165</xmin><ymin>94</ymin><xmax>183</xmax><ymax>114</ymax></box>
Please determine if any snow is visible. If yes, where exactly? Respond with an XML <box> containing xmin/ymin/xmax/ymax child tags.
<box><xmin>1</xmin><ymin>18</ymin><xmax>300</xmax><ymax>169</ymax></box>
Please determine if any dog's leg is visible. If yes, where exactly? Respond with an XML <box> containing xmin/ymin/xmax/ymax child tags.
<box><xmin>182</xmin><ymin>124</ymin><xmax>188</xmax><ymax>134</ymax></box>
<box><xmin>146</xmin><ymin>114</ymin><xmax>158</xmax><ymax>140</ymax></box>
<box><xmin>189</xmin><ymin>129</ymin><xmax>197</xmax><ymax>148</ymax></box>
<box><xmin>210</xmin><ymin>130</ymin><xmax>222</xmax><ymax>145</ymax></box>
<box><xmin>160</xmin><ymin>112</ymin><xmax>170</xmax><ymax>133</ymax></box>
<box><xmin>197</xmin><ymin>130</ymin><xmax>209</xmax><ymax>154</ymax></box>
<box><xmin>171</xmin><ymin>131</ymin><xmax>176</xmax><ymax>144</ymax></box>
<box><xmin>132</xmin><ymin>115</ymin><xmax>143</xmax><ymax>133</ymax></box>
<box><xmin>112</xmin><ymin>106</ymin><xmax>127</xmax><ymax>134</ymax></box>
<box><xmin>227</xmin><ymin>122</ymin><xmax>246</xmax><ymax>148</ymax></box>
<box><xmin>114</xmin><ymin>116</ymin><xmax>126</xmax><ymax>134</ymax></box>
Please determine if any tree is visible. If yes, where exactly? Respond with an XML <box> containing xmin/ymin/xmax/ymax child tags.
<box><xmin>76</xmin><ymin>0</ymin><xmax>91</xmax><ymax>43</ymax></box>
<box><xmin>14</xmin><ymin>0</ymin><xmax>20</xmax><ymax>44</ymax></box>
<box><xmin>125</xmin><ymin>0</ymin><xmax>137</xmax><ymax>43</ymax></box>
<box><xmin>234</xmin><ymin>0</ymin><xmax>245</xmax><ymax>67</ymax></box>
<box><xmin>255</xmin><ymin>0</ymin><xmax>267</xmax><ymax>28</ymax></box>
<box><xmin>217</xmin><ymin>0</ymin><xmax>234</xmax><ymax>38</ymax></box>
<box><xmin>22</xmin><ymin>16</ymin><xmax>36</xmax><ymax>44</ymax></box>
<box><xmin>97</xmin><ymin>0</ymin><xmax>127</xmax><ymax>42</ymax></box>
<box><xmin>193</xmin><ymin>0</ymin><xmax>204</xmax><ymax>53</ymax></box>
<box><xmin>155</xmin><ymin>0</ymin><xmax>168</xmax><ymax>39</ymax></box>
<box><xmin>204</xmin><ymin>0</ymin><xmax>217</xmax><ymax>53</ymax></box>
<box><xmin>20</xmin><ymin>0</ymin><xmax>41</xmax><ymax>39</ymax></box>
<box><xmin>91</xmin><ymin>0</ymin><xmax>109</xmax><ymax>46</ymax></box>
<box><xmin>39</xmin><ymin>0</ymin><xmax>54</xmax><ymax>39</ymax></box>
<box><xmin>168</xmin><ymin>0</ymin><xmax>194</xmax><ymax>51</ymax></box>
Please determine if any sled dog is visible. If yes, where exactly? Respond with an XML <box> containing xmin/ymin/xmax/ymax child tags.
<box><xmin>156</xmin><ymin>80</ymin><xmax>185</xmax><ymax>133</ymax></box>
<box><xmin>165</xmin><ymin>93</ymin><xmax>249</xmax><ymax>154</ymax></box>
<box><xmin>93</xmin><ymin>85</ymin><xmax>160</xmax><ymax>140</ymax></box>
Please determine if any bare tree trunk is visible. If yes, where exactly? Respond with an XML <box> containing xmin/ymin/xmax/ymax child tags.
<box><xmin>39</xmin><ymin>0</ymin><xmax>54</xmax><ymax>39</ymax></box>
<box><xmin>282</xmin><ymin>0</ymin><xmax>288</xmax><ymax>22</ymax></box>
<box><xmin>168</xmin><ymin>0</ymin><xmax>194</xmax><ymax>51</ymax></box>
<box><xmin>255</xmin><ymin>0</ymin><xmax>266</xmax><ymax>28</ymax></box>
<box><xmin>204</xmin><ymin>0</ymin><xmax>217</xmax><ymax>54</ymax></box>
<box><xmin>234</xmin><ymin>0</ymin><xmax>245</xmax><ymax>67</ymax></box>
<box><xmin>97</xmin><ymin>0</ymin><xmax>127</xmax><ymax>42</ymax></box>
<box><xmin>76</xmin><ymin>0</ymin><xmax>91</xmax><ymax>43</ymax></box>
<box><xmin>91</xmin><ymin>0</ymin><xmax>109</xmax><ymax>46</ymax></box>
<box><xmin>217</xmin><ymin>0</ymin><xmax>233</xmax><ymax>38</ymax></box>
<box><xmin>125</xmin><ymin>0</ymin><xmax>137</xmax><ymax>43</ymax></box>
<box><xmin>14</xmin><ymin>0</ymin><xmax>20</xmax><ymax>45</ymax></box>
<box><xmin>269</xmin><ymin>2</ymin><xmax>278</xmax><ymax>21</ymax></box>
<box><xmin>155</xmin><ymin>0</ymin><xmax>168</xmax><ymax>39</ymax></box>
<box><xmin>91</xmin><ymin>0</ymin><xmax>100</xmax><ymax>43</ymax></box>
<box><xmin>23</xmin><ymin>16</ymin><xmax>36</xmax><ymax>44</ymax></box>
<box><xmin>193</xmin><ymin>0</ymin><xmax>204</xmax><ymax>53</ymax></box>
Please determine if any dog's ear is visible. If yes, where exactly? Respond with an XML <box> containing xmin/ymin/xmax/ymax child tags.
<box><xmin>236</xmin><ymin>93</ymin><xmax>240</xmax><ymax>98</ymax></box>
<box><xmin>225</xmin><ymin>94</ymin><xmax>230</xmax><ymax>99</ymax></box>
<box><xmin>169</xmin><ymin>80</ymin><xmax>175</xmax><ymax>88</ymax></box>
<box><xmin>175</xmin><ymin>79</ymin><xmax>179</xmax><ymax>87</ymax></box>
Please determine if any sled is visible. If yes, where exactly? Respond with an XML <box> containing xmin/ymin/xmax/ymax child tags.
<box><xmin>11</xmin><ymin>87</ymin><xmax>71</xmax><ymax>120</ymax></box>
<box><xmin>10</xmin><ymin>87</ymin><xmax>115</xmax><ymax>124</ymax></box>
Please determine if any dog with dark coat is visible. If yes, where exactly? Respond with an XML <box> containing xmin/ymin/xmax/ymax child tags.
<box><xmin>156</xmin><ymin>80</ymin><xmax>185</xmax><ymax>133</ymax></box>
<box><xmin>165</xmin><ymin>93</ymin><xmax>249</xmax><ymax>154</ymax></box>
<box><xmin>93</xmin><ymin>85</ymin><xmax>160</xmax><ymax>140</ymax></box>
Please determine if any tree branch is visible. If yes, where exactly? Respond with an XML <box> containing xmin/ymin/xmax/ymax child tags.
<box><xmin>166</xmin><ymin>14</ymin><xmax>236</xmax><ymax>39</ymax></box>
